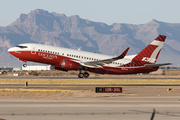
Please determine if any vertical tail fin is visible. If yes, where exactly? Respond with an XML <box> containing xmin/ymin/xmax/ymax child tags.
<box><xmin>130</xmin><ymin>35</ymin><xmax>166</xmax><ymax>66</ymax></box>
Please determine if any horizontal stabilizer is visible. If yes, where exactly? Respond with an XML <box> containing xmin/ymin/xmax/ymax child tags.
<box><xmin>144</xmin><ymin>63</ymin><xmax>172</xmax><ymax>67</ymax></box>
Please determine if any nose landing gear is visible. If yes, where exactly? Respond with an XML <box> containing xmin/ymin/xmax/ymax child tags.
<box><xmin>23</xmin><ymin>63</ymin><xmax>27</xmax><ymax>67</ymax></box>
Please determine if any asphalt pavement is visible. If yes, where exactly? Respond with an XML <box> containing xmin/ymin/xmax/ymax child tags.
<box><xmin>0</xmin><ymin>97</ymin><xmax>180</xmax><ymax>120</ymax></box>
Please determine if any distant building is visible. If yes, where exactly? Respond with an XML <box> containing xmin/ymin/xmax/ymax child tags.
<box><xmin>13</xmin><ymin>68</ymin><xmax>21</xmax><ymax>71</ymax></box>
<box><xmin>21</xmin><ymin>65</ymin><xmax>52</xmax><ymax>71</ymax></box>
<box><xmin>0</xmin><ymin>67</ymin><xmax>13</xmax><ymax>71</ymax></box>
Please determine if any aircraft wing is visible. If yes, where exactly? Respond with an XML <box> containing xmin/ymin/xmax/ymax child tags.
<box><xmin>80</xmin><ymin>47</ymin><xmax>130</xmax><ymax>68</ymax></box>
<box><xmin>144</xmin><ymin>63</ymin><xmax>172</xmax><ymax>67</ymax></box>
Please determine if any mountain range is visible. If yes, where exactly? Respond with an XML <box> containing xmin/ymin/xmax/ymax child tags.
<box><xmin>0</xmin><ymin>9</ymin><xmax>180</xmax><ymax>67</ymax></box>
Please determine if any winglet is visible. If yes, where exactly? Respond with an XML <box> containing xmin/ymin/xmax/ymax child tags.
<box><xmin>114</xmin><ymin>47</ymin><xmax>130</xmax><ymax>60</ymax></box>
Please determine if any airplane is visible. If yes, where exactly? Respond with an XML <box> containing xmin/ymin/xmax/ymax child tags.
<box><xmin>8</xmin><ymin>35</ymin><xmax>171</xmax><ymax>78</ymax></box>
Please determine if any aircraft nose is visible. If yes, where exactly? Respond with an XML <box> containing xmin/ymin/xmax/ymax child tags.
<box><xmin>8</xmin><ymin>47</ymin><xmax>17</xmax><ymax>54</ymax></box>
<box><xmin>8</xmin><ymin>47</ymin><xmax>21</xmax><ymax>57</ymax></box>
<box><xmin>8</xmin><ymin>48</ymin><xmax>13</xmax><ymax>52</ymax></box>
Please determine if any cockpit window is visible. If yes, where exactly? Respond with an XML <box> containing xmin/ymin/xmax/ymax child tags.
<box><xmin>16</xmin><ymin>45</ymin><xmax>28</xmax><ymax>48</ymax></box>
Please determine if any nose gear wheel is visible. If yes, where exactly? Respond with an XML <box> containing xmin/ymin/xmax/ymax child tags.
<box><xmin>23</xmin><ymin>64</ymin><xmax>27</xmax><ymax>67</ymax></box>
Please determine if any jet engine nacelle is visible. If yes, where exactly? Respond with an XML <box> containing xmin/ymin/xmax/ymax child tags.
<box><xmin>54</xmin><ymin>66</ymin><xmax>68</xmax><ymax>72</ymax></box>
<box><xmin>61</xmin><ymin>59</ymin><xmax>80</xmax><ymax>70</ymax></box>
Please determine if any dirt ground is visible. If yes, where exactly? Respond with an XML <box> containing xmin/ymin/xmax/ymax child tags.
<box><xmin>0</xmin><ymin>85</ymin><xmax>179</xmax><ymax>98</ymax></box>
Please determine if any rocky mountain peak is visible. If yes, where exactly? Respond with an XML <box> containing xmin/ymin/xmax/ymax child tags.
<box><xmin>52</xmin><ymin>12</ymin><xmax>67</xmax><ymax>17</ymax></box>
<box><xmin>30</xmin><ymin>9</ymin><xmax>50</xmax><ymax>15</ymax></box>
<box><xmin>146</xmin><ymin>19</ymin><xmax>159</xmax><ymax>26</ymax></box>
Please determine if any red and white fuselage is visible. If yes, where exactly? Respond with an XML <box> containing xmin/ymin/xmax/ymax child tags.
<box><xmin>8</xmin><ymin>35</ymin><xmax>171</xmax><ymax>78</ymax></box>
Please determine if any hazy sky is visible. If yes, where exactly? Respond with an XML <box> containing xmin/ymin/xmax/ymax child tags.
<box><xmin>0</xmin><ymin>0</ymin><xmax>180</xmax><ymax>26</ymax></box>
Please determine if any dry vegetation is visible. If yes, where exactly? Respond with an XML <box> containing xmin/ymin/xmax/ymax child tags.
<box><xmin>0</xmin><ymin>79</ymin><xmax>180</xmax><ymax>85</ymax></box>
<box><xmin>163</xmin><ymin>69</ymin><xmax>180</xmax><ymax>75</ymax></box>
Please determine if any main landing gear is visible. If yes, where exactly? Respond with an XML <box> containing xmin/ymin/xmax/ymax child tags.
<box><xmin>78</xmin><ymin>71</ymin><xmax>89</xmax><ymax>78</ymax></box>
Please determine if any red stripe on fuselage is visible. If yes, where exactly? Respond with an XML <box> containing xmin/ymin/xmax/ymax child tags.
<box><xmin>9</xmin><ymin>50</ymin><xmax>79</xmax><ymax>65</ymax></box>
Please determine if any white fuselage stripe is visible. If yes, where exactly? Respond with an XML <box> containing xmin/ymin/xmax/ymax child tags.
<box><xmin>9</xmin><ymin>43</ymin><xmax>136</xmax><ymax>67</ymax></box>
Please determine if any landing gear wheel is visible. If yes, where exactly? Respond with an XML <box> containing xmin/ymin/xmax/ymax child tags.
<box><xmin>78</xmin><ymin>73</ymin><xmax>84</xmax><ymax>78</ymax></box>
<box><xmin>23</xmin><ymin>64</ymin><xmax>27</xmax><ymax>67</ymax></box>
<box><xmin>83</xmin><ymin>72</ymin><xmax>89</xmax><ymax>78</ymax></box>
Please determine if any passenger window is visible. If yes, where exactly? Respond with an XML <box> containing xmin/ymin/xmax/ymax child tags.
<box><xmin>62</xmin><ymin>53</ymin><xmax>64</xmax><ymax>55</ymax></box>
<box><xmin>84</xmin><ymin>57</ymin><xmax>86</xmax><ymax>59</ymax></box>
<box><xmin>38</xmin><ymin>49</ymin><xmax>40</xmax><ymax>51</ymax></box>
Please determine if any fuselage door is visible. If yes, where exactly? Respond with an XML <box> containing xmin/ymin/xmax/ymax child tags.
<box><xmin>31</xmin><ymin>45</ymin><xmax>36</xmax><ymax>55</ymax></box>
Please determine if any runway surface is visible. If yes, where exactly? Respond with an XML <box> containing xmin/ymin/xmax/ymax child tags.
<box><xmin>0</xmin><ymin>97</ymin><xmax>180</xmax><ymax>120</ymax></box>
<box><xmin>1</xmin><ymin>76</ymin><xmax>180</xmax><ymax>79</ymax></box>
<box><xmin>0</xmin><ymin>76</ymin><xmax>180</xmax><ymax>120</ymax></box>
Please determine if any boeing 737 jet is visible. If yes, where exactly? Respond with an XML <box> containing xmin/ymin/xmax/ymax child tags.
<box><xmin>8</xmin><ymin>35</ymin><xmax>171</xmax><ymax>78</ymax></box>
